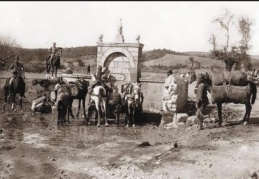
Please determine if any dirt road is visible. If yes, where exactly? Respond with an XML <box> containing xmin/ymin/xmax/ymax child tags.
<box><xmin>1</xmin><ymin>76</ymin><xmax>259</xmax><ymax>179</ymax></box>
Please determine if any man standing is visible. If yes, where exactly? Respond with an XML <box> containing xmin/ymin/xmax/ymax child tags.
<box><xmin>87</xmin><ymin>64</ymin><xmax>91</xmax><ymax>74</ymax></box>
<box><xmin>108</xmin><ymin>86</ymin><xmax>122</xmax><ymax>113</ymax></box>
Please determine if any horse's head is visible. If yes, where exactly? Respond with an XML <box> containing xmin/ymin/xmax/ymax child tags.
<box><xmin>132</xmin><ymin>82</ymin><xmax>142</xmax><ymax>106</ymax></box>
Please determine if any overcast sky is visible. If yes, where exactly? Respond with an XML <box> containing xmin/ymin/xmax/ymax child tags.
<box><xmin>0</xmin><ymin>1</ymin><xmax>258</xmax><ymax>55</ymax></box>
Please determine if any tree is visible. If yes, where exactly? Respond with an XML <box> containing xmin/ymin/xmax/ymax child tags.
<box><xmin>209</xmin><ymin>34</ymin><xmax>217</xmax><ymax>53</ymax></box>
<box><xmin>210</xmin><ymin>9</ymin><xmax>253</xmax><ymax>71</ymax></box>
<box><xmin>213</xmin><ymin>9</ymin><xmax>233</xmax><ymax>52</ymax></box>
<box><xmin>238</xmin><ymin>17</ymin><xmax>252</xmax><ymax>54</ymax></box>
<box><xmin>0</xmin><ymin>36</ymin><xmax>20</xmax><ymax>65</ymax></box>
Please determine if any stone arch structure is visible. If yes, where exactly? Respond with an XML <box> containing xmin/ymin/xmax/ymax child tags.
<box><xmin>99</xmin><ymin>47</ymin><xmax>135</xmax><ymax>68</ymax></box>
<box><xmin>96</xmin><ymin>42</ymin><xmax>144</xmax><ymax>84</ymax></box>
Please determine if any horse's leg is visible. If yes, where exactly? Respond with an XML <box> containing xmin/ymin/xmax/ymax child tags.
<box><xmin>11</xmin><ymin>92</ymin><xmax>16</xmax><ymax>111</ymax></box>
<box><xmin>243</xmin><ymin>102</ymin><xmax>252</xmax><ymax>125</ymax></box>
<box><xmin>19</xmin><ymin>95</ymin><xmax>23</xmax><ymax>112</ymax></box>
<box><xmin>197</xmin><ymin>105</ymin><xmax>205</xmax><ymax>130</ymax></box>
<box><xmin>85</xmin><ymin>105</ymin><xmax>91</xmax><ymax>125</ymax></box>
<box><xmin>217</xmin><ymin>103</ymin><xmax>222</xmax><ymax>127</ymax></box>
<box><xmin>69</xmin><ymin>99</ymin><xmax>75</xmax><ymax>119</ymax></box>
<box><xmin>126</xmin><ymin>105</ymin><xmax>130</xmax><ymax>127</ymax></box>
<box><xmin>116</xmin><ymin>105</ymin><xmax>120</xmax><ymax>126</ymax></box>
<box><xmin>82</xmin><ymin>96</ymin><xmax>86</xmax><ymax>119</ymax></box>
<box><xmin>55</xmin><ymin>66</ymin><xmax>58</xmax><ymax>78</ymax></box>
<box><xmin>77</xmin><ymin>99</ymin><xmax>81</xmax><ymax>118</ymax></box>
<box><xmin>103</xmin><ymin>98</ymin><xmax>108</xmax><ymax>126</ymax></box>
<box><xmin>2</xmin><ymin>88</ymin><xmax>8</xmax><ymax>112</ymax></box>
<box><xmin>67</xmin><ymin>107</ymin><xmax>70</xmax><ymax>124</ymax></box>
<box><xmin>95</xmin><ymin>102</ymin><xmax>101</xmax><ymax>127</ymax></box>
<box><xmin>132</xmin><ymin>106</ymin><xmax>136</xmax><ymax>128</ymax></box>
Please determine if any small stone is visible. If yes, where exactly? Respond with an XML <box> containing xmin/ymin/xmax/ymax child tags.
<box><xmin>60</xmin><ymin>170</ymin><xmax>64</xmax><ymax>174</ymax></box>
<box><xmin>209</xmin><ymin>164</ymin><xmax>212</xmax><ymax>168</ymax></box>
<box><xmin>51</xmin><ymin>158</ymin><xmax>56</xmax><ymax>161</ymax></box>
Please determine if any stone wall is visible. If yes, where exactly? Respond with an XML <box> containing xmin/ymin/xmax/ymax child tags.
<box><xmin>140</xmin><ymin>77</ymin><xmax>188</xmax><ymax>113</ymax></box>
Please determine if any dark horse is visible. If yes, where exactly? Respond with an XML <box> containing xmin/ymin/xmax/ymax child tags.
<box><xmin>190</xmin><ymin>72</ymin><xmax>257</xmax><ymax>128</ymax></box>
<box><xmin>121</xmin><ymin>82</ymin><xmax>144</xmax><ymax>127</ymax></box>
<box><xmin>55</xmin><ymin>84</ymin><xmax>73</xmax><ymax>125</ymax></box>
<box><xmin>46</xmin><ymin>48</ymin><xmax>62</xmax><ymax>78</ymax></box>
<box><xmin>68</xmin><ymin>78</ymin><xmax>89</xmax><ymax>119</ymax></box>
<box><xmin>3</xmin><ymin>76</ymin><xmax>26</xmax><ymax>112</ymax></box>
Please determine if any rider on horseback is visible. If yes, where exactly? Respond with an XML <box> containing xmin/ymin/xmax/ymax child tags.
<box><xmin>48</xmin><ymin>42</ymin><xmax>59</xmax><ymax>66</ymax></box>
<box><xmin>88</xmin><ymin>65</ymin><xmax>112</xmax><ymax>104</ymax></box>
<box><xmin>9</xmin><ymin>56</ymin><xmax>26</xmax><ymax>98</ymax></box>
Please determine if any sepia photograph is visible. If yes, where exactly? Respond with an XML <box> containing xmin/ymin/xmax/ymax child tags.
<box><xmin>0</xmin><ymin>1</ymin><xmax>259</xmax><ymax>178</ymax></box>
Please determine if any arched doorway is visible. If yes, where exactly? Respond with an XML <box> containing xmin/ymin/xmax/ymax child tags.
<box><xmin>104</xmin><ymin>52</ymin><xmax>131</xmax><ymax>82</ymax></box>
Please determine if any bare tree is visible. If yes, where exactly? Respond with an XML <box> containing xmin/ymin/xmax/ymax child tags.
<box><xmin>213</xmin><ymin>9</ymin><xmax>234</xmax><ymax>52</ymax></box>
<box><xmin>238</xmin><ymin>17</ymin><xmax>252</xmax><ymax>54</ymax></box>
<box><xmin>210</xmin><ymin>9</ymin><xmax>253</xmax><ymax>71</ymax></box>
<box><xmin>0</xmin><ymin>36</ymin><xmax>20</xmax><ymax>66</ymax></box>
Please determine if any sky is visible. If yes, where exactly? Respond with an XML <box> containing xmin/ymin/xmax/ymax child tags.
<box><xmin>0</xmin><ymin>1</ymin><xmax>259</xmax><ymax>55</ymax></box>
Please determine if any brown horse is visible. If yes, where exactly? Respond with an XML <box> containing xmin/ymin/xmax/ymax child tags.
<box><xmin>68</xmin><ymin>78</ymin><xmax>89</xmax><ymax>119</ymax></box>
<box><xmin>191</xmin><ymin>72</ymin><xmax>257</xmax><ymax>127</ymax></box>
<box><xmin>3</xmin><ymin>76</ymin><xmax>26</xmax><ymax>112</ymax></box>
<box><xmin>55</xmin><ymin>85</ymin><xmax>73</xmax><ymax>125</ymax></box>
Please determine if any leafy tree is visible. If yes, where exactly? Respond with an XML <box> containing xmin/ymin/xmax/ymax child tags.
<box><xmin>210</xmin><ymin>9</ymin><xmax>253</xmax><ymax>71</ymax></box>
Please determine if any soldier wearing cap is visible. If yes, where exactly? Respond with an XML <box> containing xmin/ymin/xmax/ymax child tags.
<box><xmin>10</xmin><ymin>56</ymin><xmax>24</xmax><ymax>77</ymax></box>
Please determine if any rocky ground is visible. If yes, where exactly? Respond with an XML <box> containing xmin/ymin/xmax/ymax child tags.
<box><xmin>0</xmin><ymin>75</ymin><xmax>259</xmax><ymax>179</ymax></box>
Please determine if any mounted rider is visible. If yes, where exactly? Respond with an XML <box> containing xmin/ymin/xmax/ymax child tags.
<box><xmin>88</xmin><ymin>65</ymin><xmax>112</xmax><ymax>104</ymax></box>
<box><xmin>9</xmin><ymin>56</ymin><xmax>26</xmax><ymax>98</ymax></box>
<box><xmin>48</xmin><ymin>42</ymin><xmax>62</xmax><ymax>67</ymax></box>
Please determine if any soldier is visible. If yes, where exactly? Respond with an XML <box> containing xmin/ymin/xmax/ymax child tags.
<box><xmin>48</xmin><ymin>42</ymin><xmax>60</xmax><ymax>66</ymax></box>
<box><xmin>108</xmin><ymin>86</ymin><xmax>122</xmax><ymax>113</ymax></box>
<box><xmin>9</xmin><ymin>56</ymin><xmax>26</xmax><ymax>98</ymax></box>
<box><xmin>87</xmin><ymin>64</ymin><xmax>91</xmax><ymax>74</ymax></box>
<box><xmin>10</xmin><ymin>56</ymin><xmax>24</xmax><ymax>78</ymax></box>
<box><xmin>88</xmin><ymin>65</ymin><xmax>111</xmax><ymax>104</ymax></box>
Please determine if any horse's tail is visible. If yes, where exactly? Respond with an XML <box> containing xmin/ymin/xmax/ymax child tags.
<box><xmin>247</xmin><ymin>81</ymin><xmax>257</xmax><ymax>104</ymax></box>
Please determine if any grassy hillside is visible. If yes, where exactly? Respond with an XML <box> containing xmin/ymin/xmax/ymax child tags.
<box><xmin>2</xmin><ymin>46</ymin><xmax>259</xmax><ymax>74</ymax></box>
<box><xmin>142</xmin><ymin>53</ymin><xmax>225</xmax><ymax>68</ymax></box>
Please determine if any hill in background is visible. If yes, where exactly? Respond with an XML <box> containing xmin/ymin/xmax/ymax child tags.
<box><xmin>2</xmin><ymin>46</ymin><xmax>259</xmax><ymax>74</ymax></box>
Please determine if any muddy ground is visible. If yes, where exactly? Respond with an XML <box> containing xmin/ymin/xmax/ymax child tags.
<box><xmin>1</xmin><ymin>75</ymin><xmax>259</xmax><ymax>179</ymax></box>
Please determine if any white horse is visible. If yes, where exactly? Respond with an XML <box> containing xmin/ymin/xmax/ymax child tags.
<box><xmin>86</xmin><ymin>74</ymin><xmax>108</xmax><ymax>127</ymax></box>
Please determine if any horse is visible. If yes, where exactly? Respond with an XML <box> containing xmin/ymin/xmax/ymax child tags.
<box><xmin>189</xmin><ymin>72</ymin><xmax>257</xmax><ymax>127</ymax></box>
<box><xmin>68</xmin><ymin>78</ymin><xmax>89</xmax><ymax>119</ymax></box>
<box><xmin>46</xmin><ymin>48</ymin><xmax>62</xmax><ymax>79</ymax></box>
<box><xmin>3</xmin><ymin>76</ymin><xmax>26</xmax><ymax>112</ymax></box>
<box><xmin>86</xmin><ymin>85</ymin><xmax>108</xmax><ymax>127</ymax></box>
<box><xmin>54</xmin><ymin>84</ymin><xmax>73</xmax><ymax>125</ymax></box>
<box><xmin>121</xmin><ymin>82</ymin><xmax>144</xmax><ymax>127</ymax></box>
